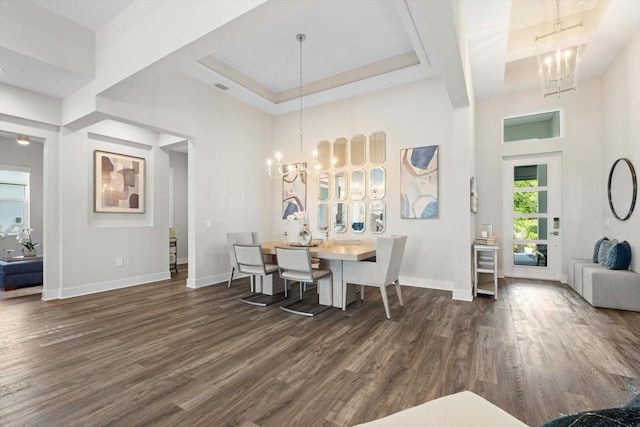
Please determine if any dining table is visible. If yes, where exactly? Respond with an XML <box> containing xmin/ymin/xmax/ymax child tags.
<box><xmin>259</xmin><ymin>240</ymin><xmax>376</xmax><ymax>309</ymax></box>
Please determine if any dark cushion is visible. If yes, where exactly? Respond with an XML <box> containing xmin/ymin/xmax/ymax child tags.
<box><xmin>0</xmin><ymin>259</ymin><xmax>44</xmax><ymax>275</ymax></box>
<box><xmin>593</xmin><ymin>237</ymin><xmax>609</xmax><ymax>263</ymax></box>
<box><xmin>0</xmin><ymin>259</ymin><xmax>44</xmax><ymax>289</ymax></box>
<box><xmin>626</xmin><ymin>393</ymin><xmax>640</xmax><ymax>408</ymax></box>
<box><xmin>0</xmin><ymin>271</ymin><xmax>43</xmax><ymax>288</ymax></box>
<box><xmin>606</xmin><ymin>241</ymin><xmax>632</xmax><ymax>270</ymax></box>
<box><xmin>541</xmin><ymin>408</ymin><xmax>640</xmax><ymax>427</ymax></box>
<box><xmin>597</xmin><ymin>239</ymin><xmax>617</xmax><ymax>265</ymax></box>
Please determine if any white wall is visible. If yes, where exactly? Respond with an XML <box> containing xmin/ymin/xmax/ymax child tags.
<box><xmin>53</xmin><ymin>122</ymin><xmax>170</xmax><ymax>298</ymax></box>
<box><xmin>601</xmin><ymin>30</ymin><xmax>640</xmax><ymax>272</ymax></box>
<box><xmin>97</xmin><ymin>72</ymin><xmax>275</xmax><ymax>287</ymax></box>
<box><xmin>476</xmin><ymin>78</ymin><xmax>603</xmax><ymax>280</ymax></box>
<box><xmin>170</xmin><ymin>150</ymin><xmax>188</xmax><ymax>263</ymax></box>
<box><xmin>272</xmin><ymin>78</ymin><xmax>473</xmax><ymax>293</ymax></box>
<box><xmin>0</xmin><ymin>136</ymin><xmax>43</xmax><ymax>253</ymax></box>
<box><xmin>0</xmin><ymin>86</ymin><xmax>62</xmax><ymax>297</ymax></box>
<box><xmin>0</xmin><ymin>84</ymin><xmax>61</xmax><ymax>126</ymax></box>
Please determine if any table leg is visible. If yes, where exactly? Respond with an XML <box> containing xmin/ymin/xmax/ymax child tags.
<box><xmin>321</xmin><ymin>259</ymin><xmax>356</xmax><ymax>308</ymax></box>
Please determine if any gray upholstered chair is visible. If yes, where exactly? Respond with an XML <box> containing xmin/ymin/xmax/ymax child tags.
<box><xmin>275</xmin><ymin>246</ymin><xmax>332</xmax><ymax>316</ymax></box>
<box><xmin>226</xmin><ymin>232</ymin><xmax>254</xmax><ymax>287</ymax></box>
<box><xmin>233</xmin><ymin>243</ymin><xmax>279</xmax><ymax>306</ymax></box>
<box><xmin>342</xmin><ymin>235</ymin><xmax>407</xmax><ymax>319</ymax></box>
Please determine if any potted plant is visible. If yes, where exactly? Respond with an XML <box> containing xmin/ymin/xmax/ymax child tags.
<box><xmin>16</xmin><ymin>224</ymin><xmax>39</xmax><ymax>257</ymax></box>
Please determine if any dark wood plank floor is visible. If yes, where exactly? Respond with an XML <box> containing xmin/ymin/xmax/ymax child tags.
<box><xmin>1</xmin><ymin>268</ymin><xmax>639</xmax><ymax>426</ymax></box>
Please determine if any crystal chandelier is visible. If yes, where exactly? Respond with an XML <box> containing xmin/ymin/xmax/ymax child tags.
<box><xmin>267</xmin><ymin>34</ymin><xmax>319</xmax><ymax>178</ymax></box>
<box><xmin>535</xmin><ymin>0</ymin><xmax>583</xmax><ymax>97</ymax></box>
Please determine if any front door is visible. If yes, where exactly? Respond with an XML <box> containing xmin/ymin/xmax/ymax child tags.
<box><xmin>503</xmin><ymin>153</ymin><xmax>562</xmax><ymax>280</ymax></box>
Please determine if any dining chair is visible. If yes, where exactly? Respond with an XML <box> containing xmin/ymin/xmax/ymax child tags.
<box><xmin>275</xmin><ymin>246</ymin><xmax>332</xmax><ymax>317</ymax></box>
<box><xmin>226</xmin><ymin>232</ymin><xmax>255</xmax><ymax>287</ymax></box>
<box><xmin>342</xmin><ymin>235</ymin><xmax>407</xmax><ymax>319</ymax></box>
<box><xmin>233</xmin><ymin>243</ymin><xmax>281</xmax><ymax>306</ymax></box>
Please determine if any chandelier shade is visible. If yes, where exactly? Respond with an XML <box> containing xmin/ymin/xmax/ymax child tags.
<box><xmin>535</xmin><ymin>0</ymin><xmax>583</xmax><ymax>98</ymax></box>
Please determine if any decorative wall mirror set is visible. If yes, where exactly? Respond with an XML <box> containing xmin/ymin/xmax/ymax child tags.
<box><xmin>316</xmin><ymin>131</ymin><xmax>387</xmax><ymax>234</ymax></box>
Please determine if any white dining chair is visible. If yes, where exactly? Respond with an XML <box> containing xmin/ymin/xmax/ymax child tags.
<box><xmin>226</xmin><ymin>232</ymin><xmax>255</xmax><ymax>287</ymax></box>
<box><xmin>342</xmin><ymin>235</ymin><xmax>407</xmax><ymax>319</ymax></box>
<box><xmin>233</xmin><ymin>243</ymin><xmax>280</xmax><ymax>306</ymax></box>
<box><xmin>275</xmin><ymin>246</ymin><xmax>332</xmax><ymax>317</ymax></box>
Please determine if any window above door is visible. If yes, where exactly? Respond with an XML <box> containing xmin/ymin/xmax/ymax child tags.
<box><xmin>503</xmin><ymin>109</ymin><xmax>563</xmax><ymax>144</ymax></box>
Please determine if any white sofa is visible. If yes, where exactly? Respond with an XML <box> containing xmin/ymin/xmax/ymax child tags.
<box><xmin>568</xmin><ymin>259</ymin><xmax>640</xmax><ymax>312</ymax></box>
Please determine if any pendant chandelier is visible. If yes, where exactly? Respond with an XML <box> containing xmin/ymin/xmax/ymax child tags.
<box><xmin>266</xmin><ymin>34</ymin><xmax>319</xmax><ymax>178</ymax></box>
<box><xmin>535</xmin><ymin>0</ymin><xmax>583</xmax><ymax>98</ymax></box>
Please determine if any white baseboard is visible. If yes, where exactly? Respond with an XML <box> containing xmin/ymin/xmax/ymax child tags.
<box><xmin>42</xmin><ymin>289</ymin><xmax>61</xmax><ymax>300</ymax></box>
<box><xmin>399</xmin><ymin>275</ymin><xmax>475</xmax><ymax>302</ymax></box>
<box><xmin>43</xmin><ymin>271</ymin><xmax>170</xmax><ymax>300</ymax></box>
<box><xmin>178</xmin><ymin>257</ymin><xmax>188</xmax><ymax>265</ymax></box>
<box><xmin>399</xmin><ymin>275</ymin><xmax>453</xmax><ymax>291</ymax></box>
<box><xmin>452</xmin><ymin>287</ymin><xmax>473</xmax><ymax>301</ymax></box>
<box><xmin>187</xmin><ymin>272</ymin><xmax>229</xmax><ymax>289</ymax></box>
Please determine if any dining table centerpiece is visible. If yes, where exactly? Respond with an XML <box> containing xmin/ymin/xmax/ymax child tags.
<box><xmin>287</xmin><ymin>211</ymin><xmax>313</xmax><ymax>245</ymax></box>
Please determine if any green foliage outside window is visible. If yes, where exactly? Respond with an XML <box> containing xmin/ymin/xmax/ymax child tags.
<box><xmin>513</xmin><ymin>179</ymin><xmax>538</xmax><ymax>241</ymax></box>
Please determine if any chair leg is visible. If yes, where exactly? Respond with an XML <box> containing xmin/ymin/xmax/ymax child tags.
<box><xmin>250</xmin><ymin>275</ymin><xmax>255</xmax><ymax>293</ymax></box>
<box><xmin>227</xmin><ymin>267</ymin><xmax>235</xmax><ymax>288</ymax></box>
<box><xmin>299</xmin><ymin>282</ymin><xmax>304</xmax><ymax>301</ymax></box>
<box><xmin>284</xmin><ymin>279</ymin><xmax>288</xmax><ymax>298</ymax></box>
<box><xmin>394</xmin><ymin>279</ymin><xmax>404</xmax><ymax>307</ymax></box>
<box><xmin>360</xmin><ymin>285</ymin><xmax>365</xmax><ymax>300</ymax></box>
<box><xmin>380</xmin><ymin>286</ymin><xmax>391</xmax><ymax>319</ymax></box>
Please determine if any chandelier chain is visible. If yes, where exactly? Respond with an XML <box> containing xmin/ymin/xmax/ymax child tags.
<box><xmin>298</xmin><ymin>34</ymin><xmax>304</xmax><ymax>158</ymax></box>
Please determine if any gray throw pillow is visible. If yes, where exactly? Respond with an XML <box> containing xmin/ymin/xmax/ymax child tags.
<box><xmin>593</xmin><ymin>237</ymin><xmax>609</xmax><ymax>263</ymax></box>
<box><xmin>597</xmin><ymin>239</ymin><xmax>617</xmax><ymax>265</ymax></box>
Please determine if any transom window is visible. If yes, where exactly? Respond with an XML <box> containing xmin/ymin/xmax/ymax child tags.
<box><xmin>503</xmin><ymin>109</ymin><xmax>562</xmax><ymax>143</ymax></box>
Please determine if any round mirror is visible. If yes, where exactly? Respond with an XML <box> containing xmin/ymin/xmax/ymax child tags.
<box><xmin>608</xmin><ymin>158</ymin><xmax>637</xmax><ymax>221</ymax></box>
<box><xmin>350</xmin><ymin>169</ymin><xmax>365</xmax><ymax>200</ymax></box>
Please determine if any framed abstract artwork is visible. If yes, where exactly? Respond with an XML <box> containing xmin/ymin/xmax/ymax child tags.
<box><xmin>282</xmin><ymin>166</ymin><xmax>307</xmax><ymax>219</ymax></box>
<box><xmin>400</xmin><ymin>145</ymin><xmax>438</xmax><ymax>219</ymax></box>
<box><xmin>94</xmin><ymin>150</ymin><xmax>145</xmax><ymax>213</ymax></box>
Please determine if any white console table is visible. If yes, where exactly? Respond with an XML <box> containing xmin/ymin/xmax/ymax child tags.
<box><xmin>473</xmin><ymin>243</ymin><xmax>499</xmax><ymax>299</ymax></box>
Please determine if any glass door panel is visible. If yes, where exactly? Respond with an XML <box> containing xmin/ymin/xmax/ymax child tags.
<box><xmin>512</xmin><ymin>165</ymin><xmax>548</xmax><ymax>267</ymax></box>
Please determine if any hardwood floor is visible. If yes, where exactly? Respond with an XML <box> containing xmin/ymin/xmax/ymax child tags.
<box><xmin>1</xmin><ymin>269</ymin><xmax>639</xmax><ymax>426</ymax></box>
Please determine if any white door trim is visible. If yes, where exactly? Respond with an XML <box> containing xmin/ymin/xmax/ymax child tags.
<box><xmin>502</xmin><ymin>152</ymin><xmax>562</xmax><ymax>281</ymax></box>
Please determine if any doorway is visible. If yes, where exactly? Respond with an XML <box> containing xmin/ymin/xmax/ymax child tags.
<box><xmin>502</xmin><ymin>153</ymin><xmax>562</xmax><ymax>281</ymax></box>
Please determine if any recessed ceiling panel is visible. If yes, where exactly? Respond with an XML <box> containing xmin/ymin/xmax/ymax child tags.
<box><xmin>210</xmin><ymin>0</ymin><xmax>415</xmax><ymax>93</ymax></box>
